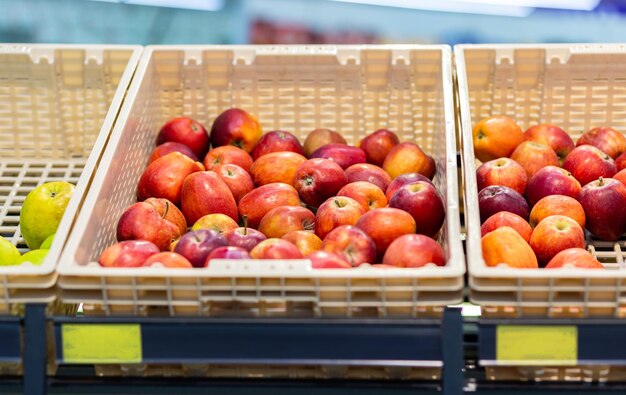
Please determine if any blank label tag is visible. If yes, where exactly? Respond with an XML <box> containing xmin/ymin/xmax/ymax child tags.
<box><xmin>62</xmin><ymin>324</ymin><xmax>142</xmax><ymax>364</ymax></box>
<box><xmin>496</xmin><ymin>325</ymin><xmax>577</xmax><ymax>365</ymax></box>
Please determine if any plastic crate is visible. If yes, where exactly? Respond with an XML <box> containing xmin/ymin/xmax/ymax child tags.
<box><xmin>0</xmin><ymin>44</ymin><xmax>142</xmax><ymax>313</ymax></box>
<box><xmin>57</xmin><ymin>45</ymin><xmax>464</xmax><ymax>318</ymax></box>
<box><xmin>456</xmin><ymin>44</ymin><xmax>626</xmax><ymax>318</ymax></box>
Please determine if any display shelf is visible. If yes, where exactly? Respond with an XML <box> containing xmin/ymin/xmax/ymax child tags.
<box><xmin>0</xmin><ymin>315</ymin><xmax>21</xmax><ymax>364</ymax></box>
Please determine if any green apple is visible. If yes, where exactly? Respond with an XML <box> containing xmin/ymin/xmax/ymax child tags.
<box><xmin>19</xmin><ymin>182</ymin><xmax>74</xmax><ymax>250</ymax></box>
<box><xmin>0</xmin><ymin>236</ymin><xmax>21</xmax><ymax>266</ymax></box>
<box><xmin>40</xmin><ymin>233</ymin><xmax>56</xmax><ymax>250</ymax></box>
<box><xmin>17</xmin><ymin>249</ymin><xmax>48</xmax><ymax>265</ymax></box>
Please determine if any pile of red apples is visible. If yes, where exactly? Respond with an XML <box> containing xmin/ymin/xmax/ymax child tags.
<box><xmin>99</xmin><ymin>108</ymin><xmax>447</xmax><ymax>270</ymax></box>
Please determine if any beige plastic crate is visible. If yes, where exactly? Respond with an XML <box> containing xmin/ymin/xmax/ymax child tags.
<box><xmin>0</xmin><ymin>44</ymin><xmax>142</xmax><ymax>312</ymax></box>
<box><xmin>456</xmin><ymin>43</ymin><xmax>626</xmax><ymax>318</ymax></box>
<box><xmin>57</xmin><ymin>45</ymin><xmax>464</xmax><ymax>318</ymax></box>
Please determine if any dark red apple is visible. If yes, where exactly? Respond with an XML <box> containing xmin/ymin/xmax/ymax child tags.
<box><xmin>251</xmin><ymin>130</ymin><xmax>305</xmax><ymax>160</ymax></box>
<box><xmin>310</xmin><ymin>144</ymin><xmax>366</xmax><ymax>169</ymax></box>
<box><xmin>578</xmin><ymin>177</ymin><xmax>626</xmax><ymax>241</ymax></box>
<box><xmin>157</xmin><ymin>117</ymin><xmax>210</xmax><ymax>159</ymax></box>
<box><xmin>385</xmin><ymin>173</ymin><xmax>434</xmax><ymax>201</ymax></box>
<box><xmin>174</xmin><ymin>229</ymin><xmax>228</xmax><ymax>268</ymax></box>
<box><xmin>388</xmin><ymin>181</ymin><xmax>445</xmax><ymax>237</ymax></box>
<box><xmin>478</xmin><ymin>185</ymin><xmax>529</xmax><ymax>223</ymax></box>
<box><xmin>344</xmin><ymin>163</ymin><xmax>392</xmax><ymax>191</ymax></box>
<box><xmin>358</xmin><ymin>129</ymin><xmax>400</xmax><ymax>166</ymax></box>
<box><xmin>526</xmin><ymin>166</ymin><xmax>582</xmax><ymax>207</ymax></box>
<box><xmin>293</xmin><ymin>158</ymin><xmax>348</xmax><ymax>207</ymax></box>
<box><xmin>150</xmin><ymin>142</ymin><xmax>199</xmax><ymax>163</ymax></box>
<box><xmin>210</xmin><ymin>108</ymin><xmax>263</xmax><ymax>153</ymax></box>
<box><xmin>223</xmin><ymin>226</ymin><xmax>267</xmax><ymax>251</ymax></box>
<box><xmin>563</xmin><ymin>145</ymin><xmax>617</xmax><ymax>187</ymax></box>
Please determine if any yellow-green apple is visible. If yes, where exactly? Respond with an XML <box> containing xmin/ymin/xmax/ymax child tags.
<box><xmin>382</xmin><ymin>142</ymin><xmax>435</xmax><ymax>180</ymax></box>
<box><xmin>615</xmin><ymin>168</ymin><xmax>626</xmax><ymax>186</ymax></box>
<box><xmin>480</xmin><ymin>211</ymin><xmax>532</xmax><ymax>243</ymax></box>
<box><xmin>17</xmin><ymin>250</ymin><xmax>48</xmax><ymax>265</ymax></box>
<box><xmin>472</xmin><ymin>116</ymin><xmax>524</xmax><ymax>162</ymax></box>
<box><xmin>530</xmin><ymin>215</ymin><xmax>585</xmax><ymax>266</ymax></box>
<box><xmin>117</xmin><ymin>198</ymin><xmax>187</xmax><ymax>251</ymax></box>
<box><xmin>510</xmin><ymin>141</ymin><xmax>559</xmax><ymax>179</ymax></box>
<box><xmin>545</xmin><ymin>248</ymin><xmax>604</xmax><ymax>269</ymax></box>
<box><xmin>303</xmin><ymin>128</ymin><xmax>347</xmax><ymax>157</ymax></box>
<box><xmin>40</xmin><ymin>233</ymin><xmax>55</xmax><ymax>249</ymax></box>
<box><xmin>210</xmin><ymin>108</ymin><xmax>262</xmax><ymax>153</ymax></box>
<box><xmin>337</xmin><ymin>181</ymin><xmax>387</xmax><ymax>211</ymax></box>
<box><xmin>19</xmin><ymin>181</ymin><xmax>75</xmax><ymax>249</ymax></box>
<box><xmin>481</xmin><ymin>226</ymin><xmax>538</xmax><ymax>268</ymax></box>
<box><xmin>203</xmin><ymin>145</ymin><xmax>253</xmax><ymax>172</ymax></box>
<box><xmin>223</xmin><ymin>226</ymin><xmax>266</xmax><ymax>251</ymax></box>
<box><xmin>579</xmin><ymin>177</ymin><xmax>626</xmax><ymax>241</ymax></box>
<box><xmin>389</xmin><ymin>181</ymin><xmax>445</xmax><ymax>237</ymax></box>
<box><xmin>192</xmin><ymin>213</ymin><xmax>238</xmax><ymax>234</ymax></box>
<box><xmin>310</xmin><ymin>144</ymin><xmax>366</xmax><ymax>169</ymax></box>
<box><xmin>205</xmin><ymin>246</ymin><xmax>251</xmax><ymax>266</ymax></box>
<box><xmin>174</xmin><ymin>229</ymin><xmax>228</xmax><ymax>268</ymax></box>
<box><xmin>293</xmin><ymin>158</ymin><xmax>348</xmax><ymax>207</ymax></box>
<box><xmin>258</xmin><ymin>206</ymin><xmax>316</xmax><ymax>238</ymax></box>
<box><xmin>478</xmin><ymin>185</ymin><xmax>529</xmax><ymax>223</ymax></box>
<box><xmin>529</xmin><ymin>195</ymin><xmax>585</xmax><ymax>229</ymax></box>
<box><xmin>250</xmin><ymin>238</ymin><xmax>303</xmax><ymax>259</ymax></box>
<box><xmin>143</xmin><ymin>252</ymin><xmax>193</xmax><ymax>268</ymax></box>
<box><xmin>315</xmin><ymin>196</ymin><xmax>367</xmax><ymax>239</ymax></box>
<box><xmin>322</xmin><ymin>225</ymin><xmax>376</xmax><ymax>267</ymax></box>
<box><xmin>476</xmin><ymin>157</ymin><xmax>528</xmax><ymax>195</ymax></box>
<box><xmin>526</xmin><ymin>166</ymin><xmax>581</xmax><ymax>207</ymax></box>
<box><xmin>577</xmin><ymin>126</ymin><xmax>626</xmax><ymax>159</ymax></box>
<box><xmin>355</xmin><ymin>207</ymin><xmax>416</xmax><ymax>257</ymax></box>
<box><xmin>616</xmin><ymin>151</ymin><xmax>626</xmax><ymax>171</ymax></box>
<box><xmin>282</xmin><ymin>230</ymin><xmax>322</xmax><ymax>256</ymax></box>
<box><xmin>180</xmin><ymin>171</ymin><xmax>238</xmax><ymax>224</ymax></box>
<box><xmin>98</xmin><ymin>240</ymin><xmax>160</xmax><ymax>267</ymax></box>
<box><xmin>157</xmin><ymin>117</ymin><xmax>210</xmax><ymax>158</ymax></box>
<box><xmin>137</xmin><ymin>152</ymin><xmax>204</xmax><ymax>205</ymax></box>
<box><xmin>563</xmin><ymin>145</ymin><xmax>617</xmax><ymax>186</ymax></box>
<box><xmin>150</xmin><ymin>142</ymin><xmax>199</xmax><ymax>163</ymax></box>
<box><xmin>344</xmin><ymin>163</ymin><xmax>392</xmax><ymax>191</ymax></box>
<box><xmin>382</xmin><ymin>234</ymin><xmax>445</xmax><ymax>268</ymax></box>
<box><xmin>214</xmin><ymin>164</ymin><xmax>254</xmax><ymax>203</ymax></box>
<box><xmin>524</xmin><ymin>124</ymin><xmax>574</xmax><ymax>163</ymax></box>
<box><xmin>358</xmin><ymin>129</ymin><xmax>400</xmax><ymax>166</ymax></box>
<box><xmin>0</xmin><ymin>237</ymin><xmax>20</xmax><ymax>266</ymax></box>
<box><xmin>385</xmin><ymin>173</ymin><xmax>434</xmax><ymax>201</ymax></box>
<box><xmin>251</xmin><ymin>130</ymin><xmax>305</xmax><ymax>160</ymax></box>
<box><xmin>306</xmin><ymin>250</ymin><xmax>351</xmax><ymax>269</ymax></box>
<box><xmin>250</xmin><ymin>151</ymin><xmax>306</xmax><ymax>186</ymax></box>
<box><xmin>238</xmin><ymin>183</ymin><xmax>301</xmax><ymax>228</ymax></box>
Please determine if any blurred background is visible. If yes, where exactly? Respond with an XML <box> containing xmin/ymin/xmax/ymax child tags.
<box><xmin>2</xmin><ymin>0</ymin><xmax>626</xmax><ymax>45</ymax></box>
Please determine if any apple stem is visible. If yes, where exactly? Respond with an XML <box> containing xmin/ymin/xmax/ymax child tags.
<box><xmin>193</xmin><ymin>231</ymin><xmax>201</xmax><ymax>242</ymax></box>
<box><xmin>243</xmin><ymin>215</ymin><xmax>248</xmax><ymax>235</ymax></box>
<box><xmin>599</xmin><ymin>176</ymin><xmax>604</xmax><ymax>186</ymax></box>
<box><xmin>162</xmin><ymin>201</ymin><xmax>170</xmax><ymax>219</ymax></box>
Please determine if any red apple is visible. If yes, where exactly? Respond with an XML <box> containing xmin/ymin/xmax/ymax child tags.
<box><xmin>238</xmin><ymin>183</ymin><xmax>301</xmax><ymax>228</ymax></box>
<box><xmin>315</xmin><ymin>196</ymin><xmax>367</xmax><ymax>239</ymax></box>
<box><xmin>293</xmin><ymin>158</ymin><xmax>348</xmax><ymax>207</ymax></box>
<box><xmin>344</xmin><ymin>163</ymin><xmax>392</xmax><ymax>191</ymax></box>
<box><xmin>480</xmin><ymin>211</ymin><xmax>532</xmax><ymax>243</ymax></box>
<box><xmin>510</xmin><ymin>141</ymin><xmax>559</xmax><ymax>179</ymax></box>
<box><xmin>98</xmin><ymin>240</ymin><xmax>160</xmax><ymax>268</ymax></box>
<box><xmin>303</xmin><ymin>128</ymin><xmax>347</xmax><ymax>158</ymax></box>
<box><xmin>180</xmin><ymin>171</ymin><xmax>238</xmax><ymax>225</ymax></box>
<box><xmin>577</xmin><ymin>126</ymin><xmax>626</xmax><ymax>159</ymax></box>
<box><xmin>529</xmin><ymin>195</ymin><xmax>585</xmax><ymax>229</ymax></box>
<box><xmin>137</xmin><ymin>152</ymin><xmax>204</xmax><ymax>205</ymax></box>
<box><xmin>476</xmin><ymin>157</ymin><xmax>528</xmax><ymax>195</ymax></box>
<box><xmin>143</xmin><ymin>252</ymin><xmax>193</xmax><ymax>268</ymax></box>
<box><xmin>322</xmin><ymin>225</ymin><xmax>376</xmax><ymax>267</ymax></box>
<box><xmin>546</xmin><ymin>248</ymin><xmax>604</xmax><ymax>269</ymax></box>
<box><xmin>385</xmin><ymin>173</ymin><xmax>434</xmax><ymax>201</ymax></box>
<box><xmin>174</xmin><ymin>229</ymin><xmax>228</xmax><ymax>268</ymax></box>
<box><xmin>250</xmin><ymin>151</ymin><xmax>307</xmax><ymax>186</ymax></box>
<box><xmin>526</xmin><ymin>166</ymin><xmax>582</xmax><ymax>207</ymax></box>
<box><xmin>478</xmin><ymin>185</ymin><xmax>529</xmax><ymax>223</ymax></box>
<box><xmin>615</xmin><ymin>169</ymin><xmax>626</xmax><ymax>186</ymax></box>
<box><xmin>214</xmin><ymin>164</ymin><xmax>254</xmax><ymax>203</ymax></box>
<box><xmin>205</xmin><ymin>246</ymin><xmax>251</xmax><ymax>266</ymax></box>
<box><xmin>355</xmin><ymin>208</ymin><xmax>416</xmax><ymax>257</ymax></box>
<box><xmin>282</xmin><ymin>230</ymin><xmax>322</xmax><ymax>256</ymax></box>
<box><xmin>258</xmin><ymin>206</ymin><xmax>316</xmax><ymax>238</ymax></box>
<box><xmin>210</xmin><ymin>108</ymin><xmax>263</xmax><ymax>153</ymax></box>
<box><xmin>616</xmin><ymin>151</ymin><xmax>626</xmax><ymax>171</ymax></box>
<box><xmin>157</xmin><ymin>117</ymin><xmax>210</xmax><ymax>158</ymax></box>
<box><xmin>563</xmin><ymin>145</ymin><xmax>617</xmax><ymax>186</ymax></box>
<box><xmin>388</xmin><ymin>181</ymin><xmax>445</xmax><ymax>237</ymax></box>
<box><xmin>529</xmin><ymin>215</ymin><xmax>585</xmax><ymax>266</ymax></box>
<box><xmin>524</xmin><ymin>124</ymin><xmax>575</xmax><ymax>163</ymax></box>
<box><xmin>579</xmin><ymin>177</ymin><xmax>626</xmax><ymax>241</ymax></box>
<box><xmin>223</xmin><ymin>226</ymin><xmax>266</xmax><ymax>251</ymax></box>
<box><xmin>337</xmin><ymin>181</ymin><xmax>387</xmax><ymax>211</ymax></box>
<box><xmin>203</xmin><ymin>145</ymin><xmax>253</xmax><ymax>172</ymax></box>
<box><xmin>383</xmin><ymin>142</ymin><xmax>435</xmax><ymax>180</ymax></box>
<box><xmin>251</xmin><ymin>130</ymin><xmax>305</xmax><ymax>160</ymax></box>
<box><xmin>150</xmin><ymin>142</ymin><xmax>199</xmax><ymax>163</ymax></box>
<box><xmin>382</xmin><ymin>234</ymin><xmax>445</xmax><ymax>268</ymax></box>
<box><xmin>250</xmin><ymin>238</ymin><xmax>303</xmax><ymax>259</ymax></box>
<box><xmin>192</xmin><ymin>213</ymin><xmax>238</xmax><ymax>234</ymax></box>
<box><xmin>306</xmin><ymin>250</ymin><xmax>351</xmax><ymax>269</ymax></box>
<box><xmin>358</xmin><ymin>129</ymin><xmax>400</xmax><ymax>166</ymax></box>
<box><xmin>117</xmin><ymin>198</ymin><xmax>186</xmax><ymax>251</ymax></box>
<box><xmin>310</xmin><ymin>144</ymin><xmax>366</xmax><ymax>170</ymax></box>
